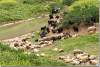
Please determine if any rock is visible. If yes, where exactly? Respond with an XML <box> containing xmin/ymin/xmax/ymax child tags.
<box><xmin>90</xmin><ymin>60</ymin><xmax>98</xmax><ymax>65</ymax></box>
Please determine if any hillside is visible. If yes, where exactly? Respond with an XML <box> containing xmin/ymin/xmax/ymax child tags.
<box><xmin>0</xmin><ymin>0</ymin><xmax>54</xmax><ymax>24</ymax></box>
<box><xmin>0</xmin><ymin>0</ymin><xmax>99</xmax><ymax>66</ymax></box>
<box><xmin>0</xmin><ymin>34</ymin><xmax>98</xmax><ymax>66</ymax></box>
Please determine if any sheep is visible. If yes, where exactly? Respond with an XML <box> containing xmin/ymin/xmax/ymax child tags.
<box><xmin>87</xmin><ymin>26</ymin><xmax>96</xmax><ymax>34</ymax></box>
<box><xmin>73</xmin><ymin>49</ymin><xmax>84</xmax><ymax>56</ymax></box>
<box><xmin>71</xmin><ymin>59</ymin><xmax>80</xmax><ymax>65</ymax></box>
<box><xmin>33</xmin><ymin>45</ymin><xmax>41</xmax><ymax>48</ymax></box>
<box><xmin>76</xmin><ymin>53</ymin><xmax>89</xmax><ymax>63</ymax></box>
<box><xmin>59</xmin><ymin>49</ymin><xmax>64</xmax><ymax>53</ymax></box>
<box><xmin>89</xmin><ymin>55</ymin><xmax>96</xmax><ymax>60</ymax></box>
<box><xmin>25</xmin><ymin>45</ymin><xmax>31</xmax><ymax>50</ymax></box>
<box><xmin>40</xmin><ymin>30</ymin><xmax>47</xmax><ymax>38</ymax></box>
<box><xmin>64</xmin><ymin>58</ymin><xmax>73</xmax><ymax>63</ymax></box>
<box><xmin>51</xmin><ymin>7</ymin><xmax>59</xmax><ymax>14</ymax></box>
<box><xmin>14</xmin><ymin>42</ymin><xmax>19</xmax><ymax>47</ymax></box>
<box><xmin>57</xmin><ymin>27</ymin><xmax>63</xmax><ymax>33</ymax></box>
<box><xmin>59</xmin><ymin>56</ymin><xmax>66</xmax><ymax>60</ymax></box>
<box><xmin>72</xmin><ymin>34</ymin><xmax>79</xmax><ymax>38</ymax></box>
<box><xmin>19</xmin><ymin>42</ymin><xmax>25</xmax><ymax>46</ymax></box>
<box><xmin>90</xmin><ymin>60</ymin><xmax>98</xmax><ymax>65</ymax></box>
<box><xmin>49</xmin><ymin>14</ymin><xmax>54</xmax><ymax>19</ymax></box>
<box><xmin>73</xmin><ymin>26</ymin><xmax>79</xmax><ymax>33</ymax></box>
<box><xmin>41</xmin><ymin>26</ymin><xmax>47</xmax><ymax>31</ymax></box>
<box><xmin>32</xmin><ymin>49</ymin><xmax>39</xmax><ymax>53</ymax></box>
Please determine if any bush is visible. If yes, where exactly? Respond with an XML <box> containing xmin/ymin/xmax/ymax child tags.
<box><xmin>63</xmin><ymin>0</ymin><xmax>99</xmax><ymax>27</ymax></box>
<box><xmin>63</xmin><ymin>0</ymin><xmax>78</xmax><ymax>6</ymax></box>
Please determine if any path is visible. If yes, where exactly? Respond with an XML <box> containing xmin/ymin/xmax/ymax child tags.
<box><xmin>0</xmin><ymin>15</ymin><xmax>48</xmax><ymax>40</ymax></box>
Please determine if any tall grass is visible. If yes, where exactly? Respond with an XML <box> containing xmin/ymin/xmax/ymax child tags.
<box><xmin>0</xmin><ymin>0</ymin><xmax>50</xmax><ymax>23</ymax></box>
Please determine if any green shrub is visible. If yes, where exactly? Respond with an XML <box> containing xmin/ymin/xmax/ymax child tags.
<box><xmin>63</xmin><ymin>0</ymin><xmax>99</xmax><ymax>27</ymax></box>
<box><xmin>63</xmin><ymin>0</ymin><xmax>78</xmax><ymax>6</ymax></box>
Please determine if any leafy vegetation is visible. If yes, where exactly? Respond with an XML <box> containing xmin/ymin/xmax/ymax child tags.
<box><xmin>63</xmin><ymin>0</ymin><xmax>78</xmax><ymax>6</ymax></box>
<box><xmin>63</xmin><ymin>0</ymin><xmax>99</xmax><ymax>27</ymax></box>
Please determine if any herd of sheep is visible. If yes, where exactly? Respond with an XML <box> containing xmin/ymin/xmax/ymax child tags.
<box><xmin>59</xmin><ymin>49</ymin><xmax>98</xmax><ymax>65</ymax></box>
<box><xmin>1</xmin><ymin>7</ymin><xmax>98</xmax><ymax>65</ymax></box>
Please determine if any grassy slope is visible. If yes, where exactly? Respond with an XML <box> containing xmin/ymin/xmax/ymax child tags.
<box><xmin>0</xmin><ymin>16</ymin><xmax>48</xmax><ymax>40</ymax></box>
<box><xmin>0</xmin><ymin>34</ymin><xmax>98</xmax><ymax>66</ymax></box>
<box><xmin>0</xmin><ymin>0</ymin><xmax>51</xmax><ymax>23</ymax></box>
<box><xmin>0</xmin><ymin>43</ymin><xmax>66</xmax><ymax>66</ymax></box>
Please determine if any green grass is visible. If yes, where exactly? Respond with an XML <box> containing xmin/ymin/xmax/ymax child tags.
<box><xmin>38</xmin><ymin>34</ymin><xmax>99</xmax><ymax>61</ymax></box>
<box><xmin>0</xmin><ymin>0</ymin><xmax>51</xmax><ymax>23</ymax></box>
<box><xmin>0</xmin><ymin>0</ymin><xmax>17</xmax><ymax>3</ymax></box>
<box><xmin>0</xmin><ymin>43</ymin><xmax>67</xmax><ymax>66</ymax></box>
<box><xmin>0</xmin><ymin>16</ymin><xmax>48</xmax><ymax>40</ymax></box>
<box><xmin>0</xmin><ymin>33</ymin><xmax>98</xmax><ymax>66</ymax></box>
